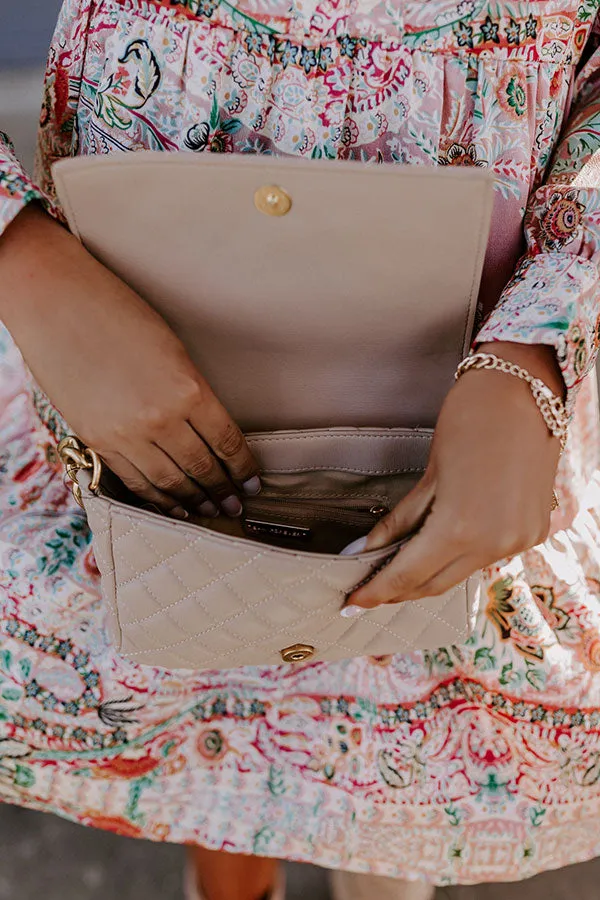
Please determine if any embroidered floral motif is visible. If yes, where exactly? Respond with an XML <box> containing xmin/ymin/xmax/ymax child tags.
<box><xmin>94</xmin><ymin>39</ymin><xmax>161</xmax><ymax>131</ymax></box>
<box><xmin>480</xmin><ymin>15</ymin><xmax>500</xmax><ymax>43</ymax></box>
<box><xmin>525</xmin><ymin>13</ymin><xmax>538</xmax><ymax>39</ymax></box>
<box><xmin>579</xmin><ymin>631</ymin><xmax>600</xmax><ymax>672</ymax></box>
<box><xmin>504</xmin><ymin>74</ymin><xmax>527</xmax><ymax>117</ymax></box>
<box><xmin>453</xmin><ymin>21</ymin><xmax>474</xmax><ymax>48</ymax></box>
<box><xmin>540</xmin><ymin>190</ymin><xmax>586</xmax><ymax>250</ymax></box>
<box><xmin>184</xmin><ymin>96</ymin><xmax>242</xmax><ymax>153</ymax></box>
<box><xmin>439</xmin><ymin>142</ymin><xmax>487</xmax><ymax>166</ymax></box>
<box><xmin>531</xmin><ymin>586</ymin><xmax>570</xmax><ymax>633</ymax></box>
<box><xmin>505</xmin><ymin>18</ymin><xmax>522</xmax><ymax>44</ymax></box>
<box><xmin>568</xmin><ymin>322</ymin><xmax>589</xmax><ymax>376</ymax></box>
<box><xmin>197</xmin><ymin>729</ymin><xmax>229</xmax><ymax>762</ymax></box>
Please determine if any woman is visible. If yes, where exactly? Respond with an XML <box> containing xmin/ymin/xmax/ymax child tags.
<box><xmin>1</xmin><ymin>1</ymin><xmax>600</xmax><ymax>898</ymax></box>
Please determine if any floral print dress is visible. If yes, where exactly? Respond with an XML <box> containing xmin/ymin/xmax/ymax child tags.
<box><xmin>3</xmin><ymin>0</ymin><xmax>600</xmax><ymax>886</ymax></box>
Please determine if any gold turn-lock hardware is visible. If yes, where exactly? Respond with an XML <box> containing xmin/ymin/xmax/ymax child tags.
<box><xmin>280</xmin><ymin>643</ymin><xmax>315</xmax><ymax>663</ymax></box>
<box><xmin>254</xmin><ymin>184</ymin><xmax>292</xmax><ymax>217</ymax></box>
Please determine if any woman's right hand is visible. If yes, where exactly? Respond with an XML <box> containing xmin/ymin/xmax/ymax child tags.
<box><xmin>0</xmin><ymin>205</ymin><xmax>261</xmax><ymax>519</ymax></box>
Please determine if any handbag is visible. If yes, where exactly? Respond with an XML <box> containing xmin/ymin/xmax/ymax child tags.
<box><xmin>52</xmin><ymin>153</ymin><xmax>493</xmax><ymax>670</ymax></box>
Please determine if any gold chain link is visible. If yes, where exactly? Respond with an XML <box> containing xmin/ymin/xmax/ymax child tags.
<box><xmin>455</xmin><ymin>352</ymin><xmax>568</xmax><ymax>452</ymax></box>
<box><xmin>57</xmin><ymin>436</ymin><xmax>103</xmax><ymax>508</ymax></box>
<box><xmin>455</xmin><ymin>352</ymin><xmax>567</xmax><ymax>512</ymax></box>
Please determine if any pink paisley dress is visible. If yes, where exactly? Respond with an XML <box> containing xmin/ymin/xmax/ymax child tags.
<box><xmin>2</xmin><ymin>0</ymin><xmax>600</xmax><ymax>885</ymax></box>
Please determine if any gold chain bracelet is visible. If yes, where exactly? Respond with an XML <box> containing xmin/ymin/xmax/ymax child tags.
<box><xmin>455</xmin><ymin>352</ymin><xmax>568</xmax><ymax>453</ymax></box>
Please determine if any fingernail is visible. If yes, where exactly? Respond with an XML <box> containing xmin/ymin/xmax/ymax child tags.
<box><xmin>199</xmin><ymin>500</ymin><xmax>219</xmax><ymax>518</ymax></box>
<box><xmin>242</xmin><ymin>476</ymin><xmax>262</xmax><ymax>497</ymax></box>
<box><xmin>170</xmin><ymin>506</ymin><xmax>189</xmax><ymax>521</ymax></box>
<box><xmin>340</xmin><ymin>604</ymin><xmax>366</xmax><ymax>618</ymax></box>
<box><xmin>222</xmin><ymin>495</ymin><xmax>243</xmax><ymax>517</ymax></box>
<box><xmin>339</xmin><ymin>536</ymin><xmax>368</xmax><ymax>556</ymax></box>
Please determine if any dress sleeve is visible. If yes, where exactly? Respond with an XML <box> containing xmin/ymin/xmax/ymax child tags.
<box><xmin>0</xmin><ymin>131</ymin><xmax>47</xmax><ymax>237</ymax></box>
<box><xmin>476</xmin><ymin>17</ymin><xmax>600</xmax><ymax>414</ymax></box>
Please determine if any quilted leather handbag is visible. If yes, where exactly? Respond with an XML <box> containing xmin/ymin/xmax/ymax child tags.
<box><xmin>52</xmin><ymin>153</ymin><xmax>493</xmax><ymax>671</ymax></box>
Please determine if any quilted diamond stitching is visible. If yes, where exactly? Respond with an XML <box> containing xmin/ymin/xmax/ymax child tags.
<box><xmin>122</xmin><ymin>566</ymin><xmax>471</xmax><ymax>664</ymax></box>
<box><xmin>409</xmin><ymin>597</ymin><xmax>465</xmax><ymax>634</ymax></box>
<box><xmin>250</xmin><ymin>559</ymin><xmax>467</xmax><ymax>653</ymax></box>
<box><xmin>123</xmin><ymin>578</ymin><xmax>468</xmax><ymax>662</ymax></box>
<box><xmin>113</xmin><ymin>522</ymin><xmax>265</xmax><ymax>657</ymax></box>
<box><xmin>125</xmin><ymin>601</ymin><xmax>419</xmax><ymax>663</ymax></box>
<box><xmin>109</xmin><ymin>519</ymin><xmax>363</xmax><ymax>664</ymax></box>
<box><xmin>98</xmin><ymin>502</ymin><xmax>477</xmax><ymax>669</ymax></box>
<box><xmin>114</xmin><ymin>524</ymin><xmax>266</xmax><ymax>625</ymax></box>
<box><xmin>121</xmin><ymin>537</ymin><xmax>352</xmax><ymax>653</ymax></box>
<box><xmin>382</xmin><ymin>591</ymin><xmax>466</xmax><ymax>639</ymax></box>
<box><xmin>112</xmin><ymin>522</ymin><xmax>232</xmax><ymax>588</ymax></box>
<box><xmin>134</xmin><ymin>552</ymin><xmax>302</xmax><ymax>652</ymax></box>
<box><xmin>115</xmin><ymin>517</ymin><xmax>350</xmax><ymax>627</ymax></box>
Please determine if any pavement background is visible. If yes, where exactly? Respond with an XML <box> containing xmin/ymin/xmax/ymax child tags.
<box><xmin>4</xmin><ymin>802</ymin><xmax>600</xmax><ymax>900</ymax></box>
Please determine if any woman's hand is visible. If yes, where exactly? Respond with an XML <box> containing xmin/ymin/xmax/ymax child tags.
<box><xmin>345</xmin><ymin>341</ymin><xmax>564</xmax><ymax>611</ymax></box>
<box><xmin>0</xmin><ymin>205</ymin><xmax>260</xmax><ymax>519</ymax></box>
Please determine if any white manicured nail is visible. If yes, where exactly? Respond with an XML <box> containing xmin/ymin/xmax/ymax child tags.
<box><xmin>339</xmin><ymin>536</ymin><xmax>368</xmax><ymax>556</ymax></box>
<box><xmin>222</xmin><ymin>495</ymin><xmax>243</xmax><ymax>517</ymax></box>
<box><xmin>340</xmin><ymin>605</ymin><xmax>366</xmax><ymax>618</ymax></box>
<box><xmin>242</xmin><ymin>476</ymin><xmax>262</xmax><ymax>496</ymax></box>
<box><xmin>199</xmin><ymin>500</ymin><xmax>219</xmax><ymax>518</ymax></box>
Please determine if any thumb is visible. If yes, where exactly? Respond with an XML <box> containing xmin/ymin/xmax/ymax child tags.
<box><xmin>365</xmin><ymin>470</ymin><xmax>436</xmax><ymax>552</ymax></box>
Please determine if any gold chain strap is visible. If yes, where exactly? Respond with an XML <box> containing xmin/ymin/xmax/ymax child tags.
<box><xmin>455</xmin><ymin>352</ymin><xmax>568</xmax><ymax>453</ymax></box>
<box><xmin>57</xmin><ymin>436</ymin><xmax>103</xmax><ymax>508</ymax></box>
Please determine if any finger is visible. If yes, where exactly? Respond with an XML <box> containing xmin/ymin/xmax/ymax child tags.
<box><xmin>188</xmin><ymin>396</ymin><xmax>260</xmax><ymax>492</ymax></box>
<box><xmin>346</xmin><ymin>520</ymin><xmax>458</xmax><ymax>610</ymax></box>
<box><xmin>103</xmin><ymin>453</ymin><xmax>192</xmax><ymax>521</ymax></box>
<box><xmin>158</xmin><ymin>425</ymin><xmax>243</xmax><ymax>517</ymax></box>
<box><xmin>130</xmin><ymin>444</ymin><xmax>223</xmax><ymax>517</ymax></box>
<box><xmin>158</xmin><ymin>422</ymin><xmax>245</xmax><ymax>516</ymax></box>
<box><xmin>410</xmin><ymin>553</ymin><xmax>478</xmax><ymax>601</ymax></box>
<box><xmin>365</xmin><ymin>471</ymin><xmax>435</xmax><ymax>551</ymax></box>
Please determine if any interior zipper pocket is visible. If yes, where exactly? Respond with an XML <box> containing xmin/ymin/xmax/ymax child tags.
<box><xmin>241</xmin><ymin>496</ymin><xmax>389</xmax><ymax>553</ymax></box>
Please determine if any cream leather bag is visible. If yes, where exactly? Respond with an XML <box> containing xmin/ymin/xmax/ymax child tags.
<box><xmin>52</xmin><ymin>154</ymin><xmax>493</xmax><ymax>671</ymax></box>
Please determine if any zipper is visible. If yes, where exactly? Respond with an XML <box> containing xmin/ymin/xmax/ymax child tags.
<box><xmin>242</xmin><ymin>497</ymin><xmax>389</xmax><ymax>544</ymax></box>
<box><xmin>243</xmin><ymin>496</ymin><xmax>389</xmax><ymax>528</ymax></box>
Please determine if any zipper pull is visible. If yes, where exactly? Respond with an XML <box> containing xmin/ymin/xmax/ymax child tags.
<box><xmin>369</xmin><ymin>505</ymin><xmax>388</xmax><ymax>518</ymax></box>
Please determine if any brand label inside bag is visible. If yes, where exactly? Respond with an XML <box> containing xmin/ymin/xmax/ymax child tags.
<box><xmin>244</xmin><ymin>519</ymin><xmax>312</xmax><ymax>542</ymax></box>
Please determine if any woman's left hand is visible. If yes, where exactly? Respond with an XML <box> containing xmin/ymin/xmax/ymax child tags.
<box><xmin>345</xmin><ymin>342</ymin><xmax>564</xmax><ymax>611</ymax></box>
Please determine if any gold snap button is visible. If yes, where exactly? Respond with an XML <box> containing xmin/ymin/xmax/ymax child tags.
<box><xmin>254</xmin><ymin>185</ymin><xmax>292</xmax><ymax>217</ymax></box>
<box><xmin>280</xmin><ymin>643</ymin><xmax>315</xmax><ymax>663</ymax></box>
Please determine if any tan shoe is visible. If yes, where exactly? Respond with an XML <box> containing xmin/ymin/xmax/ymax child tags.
<box><xmin>330</xmin><ymin>870</ymin><xmax>436</xmax><ymax>900</ymax></box>
<box><xmin>184</xmin><ymin>860</ymin><xmax>285</xmax><ymax>900</ymax></box>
